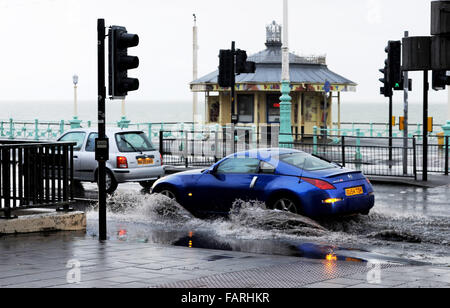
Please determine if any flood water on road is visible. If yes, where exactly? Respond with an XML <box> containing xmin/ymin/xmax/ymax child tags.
<box><xmin>82</xmin><ymin>182</ymin><xmax>450</xmax><ymax>266</ymax></box>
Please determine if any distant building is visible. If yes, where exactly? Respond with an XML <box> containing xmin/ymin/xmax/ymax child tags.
<box><xmin>190</xmin><ymin>21</ymin><xmax>357</xmax><ymax>135</ymax></box>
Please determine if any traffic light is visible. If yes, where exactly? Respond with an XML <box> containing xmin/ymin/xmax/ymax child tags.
<box><xmin>393</xmin><ymin>77</ymin><xmax>413</xmax><ymax>91</ymax></box>
<box><xmin>431</xmin><ymin>1</ymin><xmax>450</xmax><ymax>71</ymax></box>
<box><xmin>235</xmin><ymin>49</ymin><xmax>256</xmax><ymax>74</ymax></box>
<box><xmin>385</xmin><ymin>41</ymin><xmax>402</xmax><ymax>86</ymax></box>
<box><xmin>432</xmin><ymin>70</ymin><xmax>450</xmax><ymax>90</ymax></box>
<box><xmin>218</xmin><ymin>49</ymin><xmax>234</xmax><ymax>88</ymax></box>
<box><xmin>109</xmin><ymin>26</ymin><xmax>140</xmax><ymax>99</ymax></box>
<box><xmin>379</xmin><ymin>67</ymin><xmax>392</xmax><ymax>97</ymax></box>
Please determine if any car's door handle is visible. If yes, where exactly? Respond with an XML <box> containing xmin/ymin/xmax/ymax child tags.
<box><xmin>250</xmin><ymin>176</ymin><xmax>258</xmax><ymax>189</ymax></box>
<box><xmin>73</xmin><ymin>156</ymin><xmax>79</xmax><ymax>159</ymax></box>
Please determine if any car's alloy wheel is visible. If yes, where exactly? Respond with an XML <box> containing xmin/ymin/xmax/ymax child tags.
<box><xmin>273</xmin><ymin>198</ymin><xmax>299</xmax><ymax>214</ymax></box>
<box><xmin>159</xmin><ymin>189</ymin><xmax>176</xmax><ymax>200</ymax></box>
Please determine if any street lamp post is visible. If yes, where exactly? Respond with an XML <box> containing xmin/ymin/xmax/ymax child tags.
<box><xmin>193</xmin><ymin>14</ymin><xmax>199</xmax><ymax>125</ymax></box>
<box><xmin>70</xmin><ymin>75</ymin><xmax>82</xmax><ymax>129</ymax></box>
<box><xmin>117</xmin><ymin>98</ymin><xmax>131</xmax><ymax>128</ymax></box>
<box><xmin>279</xmin><ymin>0</ymin><xmax>294</xmax><ymax>148</ymax></box>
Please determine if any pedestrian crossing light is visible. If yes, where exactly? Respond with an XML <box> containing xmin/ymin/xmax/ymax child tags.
<box><xmin>109</xmin><ymin>26</ymin><xmax>140</xmax><ymax>99</ymax></box>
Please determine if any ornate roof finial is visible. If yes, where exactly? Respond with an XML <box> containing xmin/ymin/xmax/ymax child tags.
<box><xmin>266</xmin><ymin>20</ymin><xmax>282</xmax><ymax>47</ymax></box>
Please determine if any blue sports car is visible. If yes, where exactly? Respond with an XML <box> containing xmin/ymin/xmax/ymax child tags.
<box><xmin>151</xmin><ymin>148</ymin><xmax>375</xmax><ymax>218</ymax></box>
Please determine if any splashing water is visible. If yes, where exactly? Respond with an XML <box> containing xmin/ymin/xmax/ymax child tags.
<box><xmin>85</xmin><ymin>190</ymin><xmax>450</xmax><ymax>265</ymax></box>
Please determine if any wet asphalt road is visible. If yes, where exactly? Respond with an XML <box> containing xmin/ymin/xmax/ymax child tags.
<box><xmin>75</xmin><ymin>181</ymin><xmax>450</xmax><ymax>266</ymax></box>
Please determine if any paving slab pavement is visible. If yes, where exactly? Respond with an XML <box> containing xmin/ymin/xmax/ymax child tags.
<box><xmin>0</xmin><ymin>232</ymin><xmax>449</xmax><ymax>288</ymax></box>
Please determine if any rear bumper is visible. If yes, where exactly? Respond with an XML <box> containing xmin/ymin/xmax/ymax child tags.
<box><xmin>325</xmin><ymin>194</ymin><xmax>375</xmax><ymax>215</ymax></box>
<box><xmin>112</xmin><ymin>166</ymin><xmax>165</xmax><ymax>183</ymax></box>
<box><xmin>300</xmin><ymin>191</ymin><xmax>375</xmax><ymax>217</ymax></box>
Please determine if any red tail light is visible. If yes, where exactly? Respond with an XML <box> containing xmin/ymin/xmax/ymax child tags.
<box><xmin>302</xmin><ymin>177</ymin><xmax>336</xmax><ymax>190</ymax></box>
<box><xmin>117</xmin><ymin>156</ymin><xmax>128</xmax><ymax>169</ymax></box>
<box><xmin>160</xmin><ymin>153</ymin><xmax>163</xmax><ymax>166</ymax></box>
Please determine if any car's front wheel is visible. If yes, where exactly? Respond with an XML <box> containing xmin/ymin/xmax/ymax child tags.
<box><xmin>153</xmin><ymin>186</ymin><xmax>177</xmax><ymax>200</ymax></box>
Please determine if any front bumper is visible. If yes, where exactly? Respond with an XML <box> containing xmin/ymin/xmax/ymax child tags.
<box><xmin>112</xmin><ymin>166</ymin><xmax>165</xmax><ymax>183</ymax></box>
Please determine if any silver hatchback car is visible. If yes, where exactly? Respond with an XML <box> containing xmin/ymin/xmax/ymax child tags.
<box><xmin>58</xmin><ymin>128</ymin><xmax>165</xmax><ymax>193</ymax></box>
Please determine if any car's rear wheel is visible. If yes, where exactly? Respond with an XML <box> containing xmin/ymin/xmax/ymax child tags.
<box><xmin>270</xmin><ymin>195</ymin><xmax>301</xmax><ymax>215</ymax></box>
<box><xmin>98</xmin><ymin>169</ymin><xmax>118</xmax><ymax>195</ymax></box>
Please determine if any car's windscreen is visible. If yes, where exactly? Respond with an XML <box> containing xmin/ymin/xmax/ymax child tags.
<box><xmin>280</xmin><ymin>152</ymin><xmax>336</xmax><ymax>171</ymax></box>
<box><xmin>59</xmin><ymin>132</ymin><xmax>86</xmax><ymax>151</ymax></box>
<box><xmin>115</xmin><ymin>132</ymin><xmax>155</xmax><ymax>153</ymax></box>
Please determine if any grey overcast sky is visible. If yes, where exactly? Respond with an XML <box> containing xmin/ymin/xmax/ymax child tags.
<box><xmin>0</xmin><ymin>0</ymin><xmax>447</xmax><ymax>104</ymax></box>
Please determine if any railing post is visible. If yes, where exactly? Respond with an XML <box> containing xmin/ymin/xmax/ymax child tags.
<box><xmin>313</xmin><ymin>126</ymin><xmax>318</xmax><ymax>155</ymax></box>
<box><xmin>214</xmin><ymin>130</ymin><xmax>219</xmax><ymax>163</ymax></box>
<box><xmin>34</xmin><ymin>119</ymin><xmax>39</xmax><ymax>141</ymax></box>
<box><xmin>355</xmin><ymin>128</ymin><xmax>362</xmax><ymax>161</ymax></box>
<box><xmin>413</xmin><ymin>137</ymin><xmax>417</xmax><ymax>181</ymax></box>
<box><xmin>60</xmin><ymin>120</ymin><xmax>65</xmax><ymax>135</ymax></box>
<box><xmin>148</xmin><ymin>123</ymin><xmax>152</xmax><ymax>139</ymax></box>
<box><xmin>185</xmin><ymin>131</ymin><xmax>189</xmax><ymax>168</ymax></box>
<box><xmin>9</xmin><ymin>118</ymin><xmax>14</xmax><ymax>140</ymax></box>
<box><xmin>445</xmin><ymin>136</ymin><xmax>449</xmax><ymax>176</ymax></box>
<box><xmin>341</xmin><ymin>136</ymin><xmax>346</xmax><ymax>167</ymax></box>
<box><xmin>159</xmin><ymin>130</ymin><xmax>164</xmax><ymax>154</ymax></box>
<box><xmin>0</xmin><ymin>148</ymin><xmax>17</xmax><ymax>220</ymax></box>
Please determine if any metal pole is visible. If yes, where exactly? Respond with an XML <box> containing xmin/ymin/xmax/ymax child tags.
<box><xmin>97</xmin><ymin>19</ymin><xmax>107</xmax><ymax>241</ymax></box>
<box><xmin>389</xmin><ymin>94</ymin><xmax>393</xmax><ymax>164</ymax></box>
<box><xmin>231</xmin><ymin>41</ymin><xmax>237</xmax><ymax>153</ymax></box>
<box><xmin>324</xmin><ymin>92</ymin><xmax>328</xmax><ymax>141</ymax></box>
<box><xmin>74</xmin><ymin>84</ymin><xmax>78</xmax><ymax>118</ymax></box>
<box><xmin>121</xmin><ymin>99</ymin><xmax>126</xmax><ymax>118</ymax></box>
<box><xmin>338</xmin><ymin>92</ymin><xmax>341</xmax><ymax>137</ymax></box>
<box><xmin>231</xmin><ymin>41</ymin><xmax>236</xmax><ymax>124</ymax></box>
<box><xmin>193</xmin><ymin>14</ymin><xmax>199</xmax><ymax>125</ymax></box>
<box><xmin>403</xmin><ymin>31</ymin><xmax>409</xmax><ymax>175</ymax></box>
<box><xmin>423</xmin><ymin>70</ymin><xmax>429</xmax><ymax>182</ymax></box>
<box><xmin>445</xmin><ymin>136</ymin><xmax>449</xmax><ymax>176</ymax></box>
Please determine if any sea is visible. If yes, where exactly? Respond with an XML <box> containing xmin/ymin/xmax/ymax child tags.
<box><xmin>0</xmin><ymin>100</ymin><xmax>448</xmax><ymax>126</ymax></box>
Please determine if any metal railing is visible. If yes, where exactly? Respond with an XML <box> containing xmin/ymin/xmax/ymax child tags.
<box><xmin>159</xmin><ymin>129</ymin><xmax>449</xmax><ymax>179</ymax></box>
<box><xmin>0</xmin><ymin>140</ymin><xmax>75</xmax><ymax>219</ymax></box>
<box><xmin>280</xmin><ymin>134</ymin><xmax>418</xmax><ymax>179</ymax></box>
<box><xmin>415</xmin><ymin>135</ymin><xmax>449</xmax><ymax>176</ymax></box>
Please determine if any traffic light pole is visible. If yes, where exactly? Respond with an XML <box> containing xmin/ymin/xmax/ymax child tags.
<box><xmin>230</xmin><ymin>42</ymin><xmax>237</xmax><ymax>153</ymax></box>
<box><xmin>97</xmin><ymin>19</ymin><xmax>107</xmax><ymax>241</ymax></box>
<box><xmin>389</xmin><ymin>94</ymin><xmax>393</xmax><ymax>164</ymax></box>
<box><xmin>403</xmin><ymin>31</ymin><xmax>409</xmax><ymax>176</ymax></box>
<box><xmin>423</xmin><ymin>70</ymin><xmax>429</xmax><ymax>182</ymax></box>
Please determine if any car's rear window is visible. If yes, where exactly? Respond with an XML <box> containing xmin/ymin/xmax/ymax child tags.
<box><xmin>280</xmin><ymin>152</ymin><xmax>336</xmax><ymax>171</ymax></box>
<box><xmin>59</xmin><ymin>132</ymin><xmax>86</xmax><ymax>151</ymax></box>
<box><xmin>115</xmin><ymin>132</ymin><xmax>155</xmax><ymax>153</ymax></box>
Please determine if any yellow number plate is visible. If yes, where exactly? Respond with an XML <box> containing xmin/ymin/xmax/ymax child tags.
<box><xmin>138</xmin><ymin>158</ymin><xmax>154</xmax><ymax>165</ymax></box>
<box><xmin>345</xmin><ymin>186</ymin><xmax>363</xmax><ymax>197</ymax></box>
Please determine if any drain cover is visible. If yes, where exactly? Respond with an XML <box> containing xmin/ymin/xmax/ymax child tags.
<box><xmin>157</xmin><ymin>259</ymin><xmax>404</xmax><ymax>288</ymax></box>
